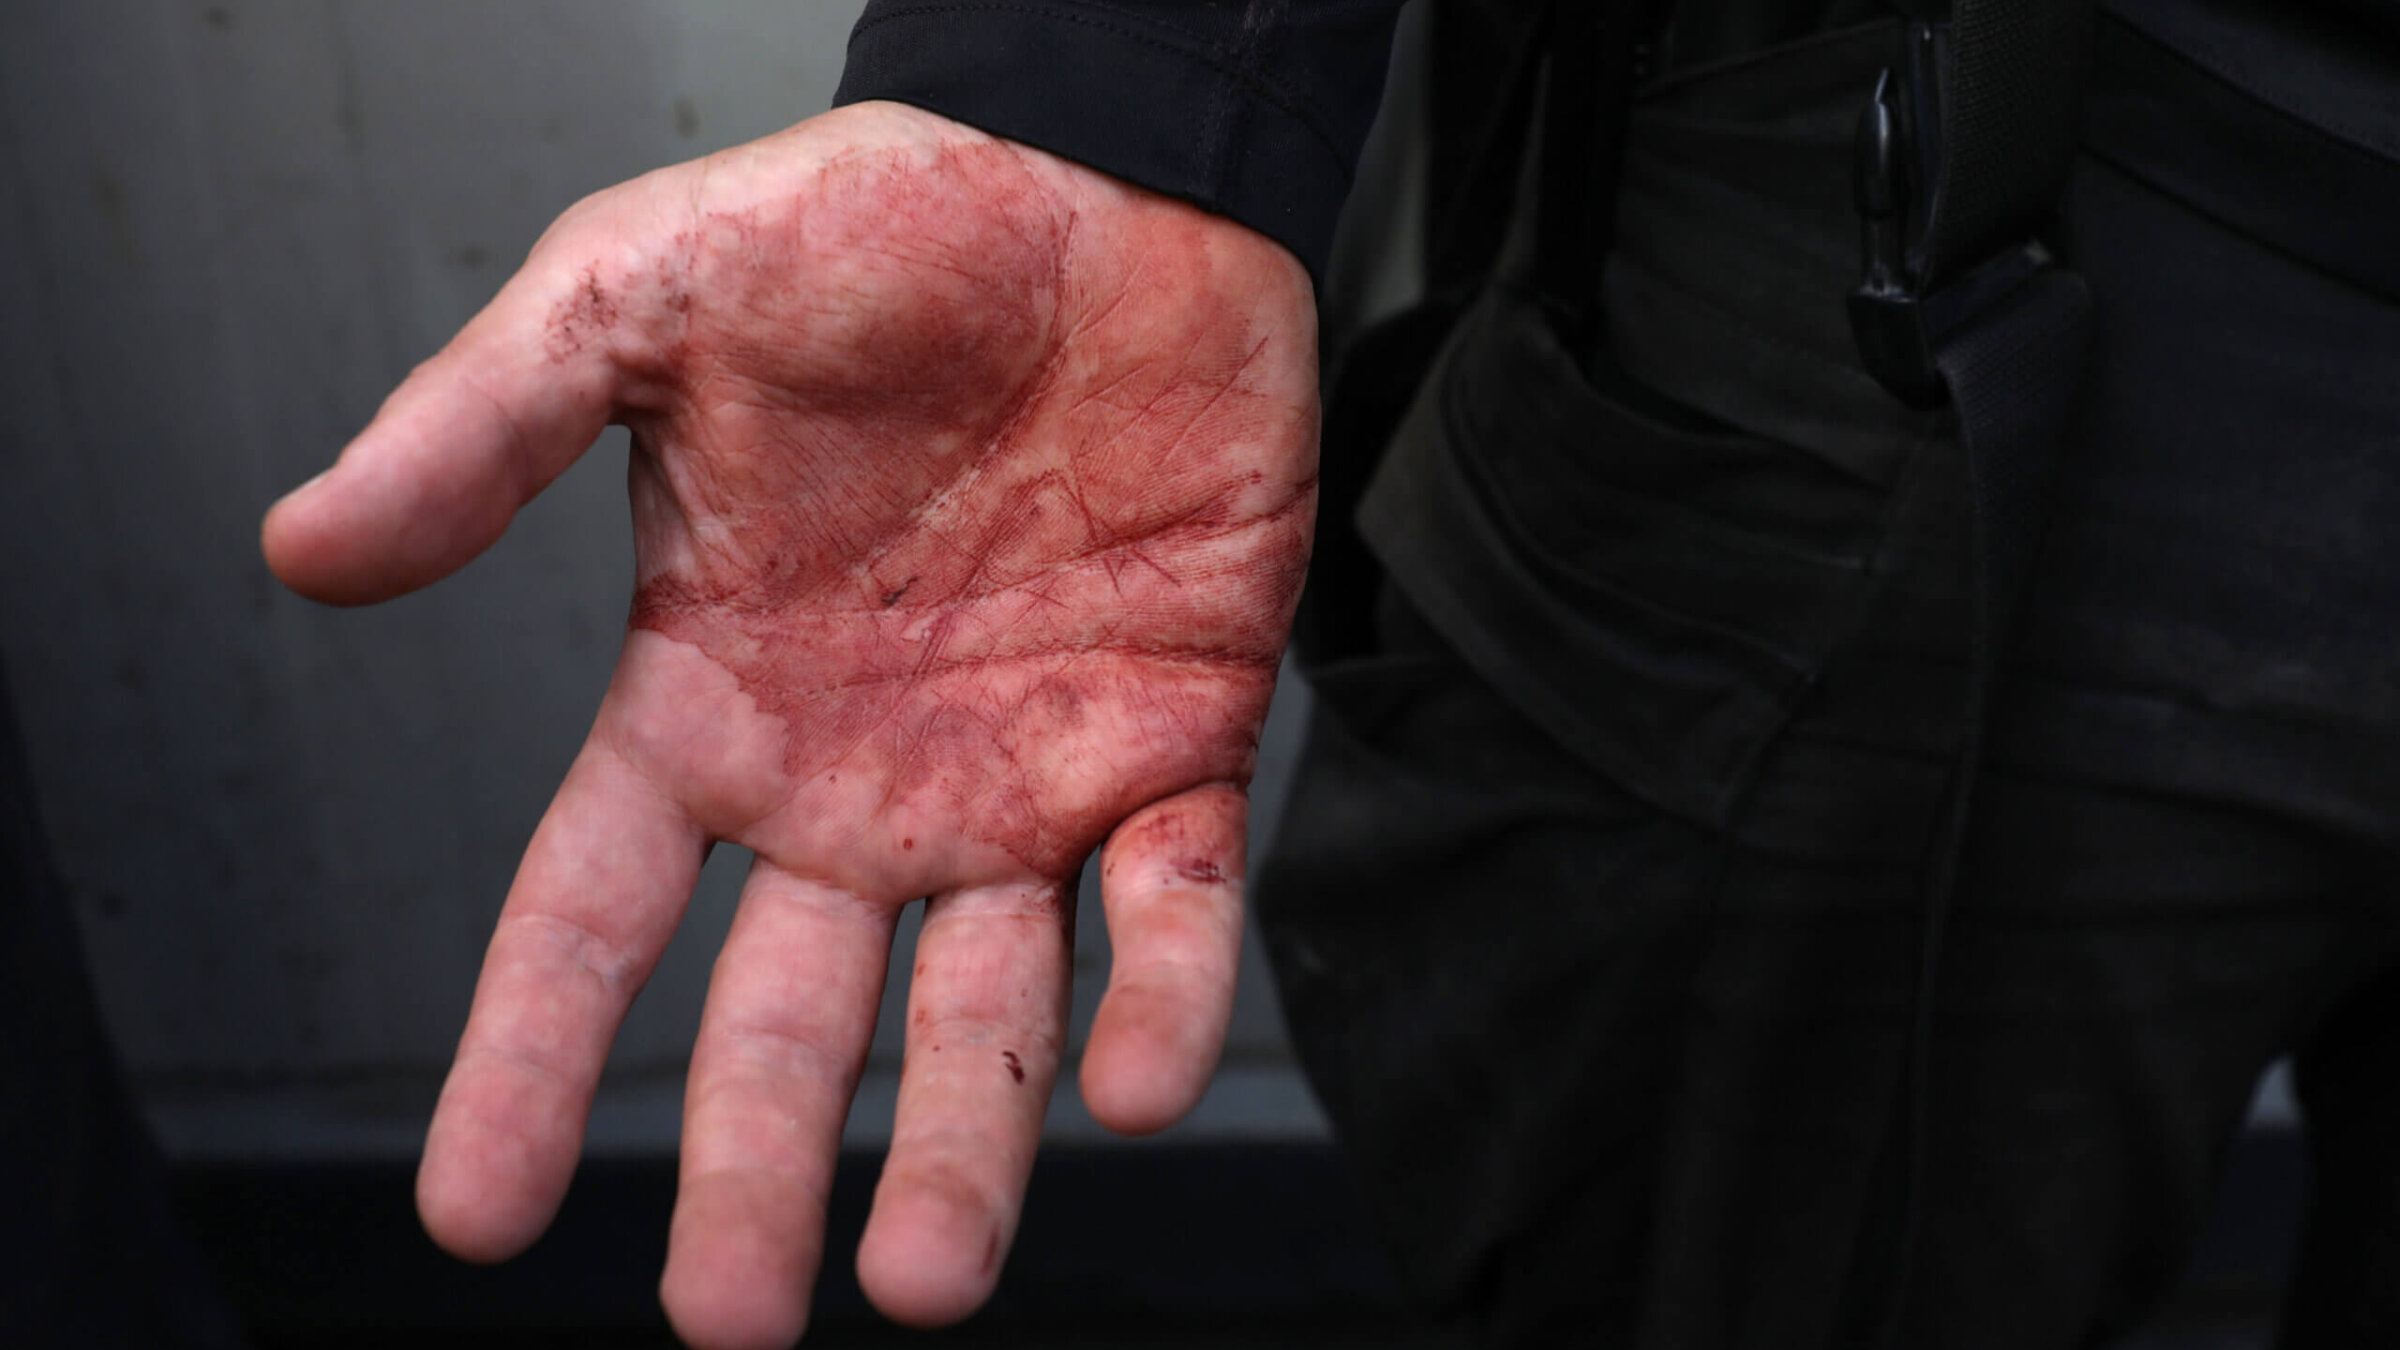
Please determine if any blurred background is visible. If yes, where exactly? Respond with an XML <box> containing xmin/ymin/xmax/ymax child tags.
<box><xmin>0</xmin><ymin>2</ymin><xmax>2298</xmax><ymax>1345</ymax></box>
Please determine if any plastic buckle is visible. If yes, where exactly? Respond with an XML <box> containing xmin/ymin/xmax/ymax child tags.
<box><xmin>1847</xmin><ymin>20</ymin><xmax>2048</xmax><ymax>410</ymax></box>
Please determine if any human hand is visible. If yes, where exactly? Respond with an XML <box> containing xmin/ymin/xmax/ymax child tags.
<box><xmin>260</xmin><ymin>101</ymin><xmax>1317</xmax><ymax>1348</ymax></box>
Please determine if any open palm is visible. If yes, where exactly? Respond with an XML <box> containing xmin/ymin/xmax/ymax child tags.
<box><xmin>262</xmin><ymin>102</ymin><xmax>1317</xmax><ymax>1349</ymax></box>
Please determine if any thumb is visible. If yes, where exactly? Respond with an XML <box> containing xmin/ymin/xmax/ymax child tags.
<box><xmin>262</xmin><ymin>249</ymin><xmax>625</xmax><ymax>606</ymax></box>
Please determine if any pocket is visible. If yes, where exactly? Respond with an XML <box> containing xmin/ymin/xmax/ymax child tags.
<box><xmin>1357</xmin><ymin>285</ymin><xmax>1938</xmax><ymax>826</ymax></box>
<box><xmin>1458</xmin><ymin>286</ymin><xmax>1904</xmax><ymax>654</ymax></box>
<box><xmin>1287</xmin><ymin>582</ymin><xmax>1655</xmax><ymax>844</ymax></box>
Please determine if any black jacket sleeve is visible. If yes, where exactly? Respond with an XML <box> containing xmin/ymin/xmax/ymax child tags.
<box><xmin>831</xmin><ymin>1</ymin><xmax>1408</xmax><ymax>283</ymax></box>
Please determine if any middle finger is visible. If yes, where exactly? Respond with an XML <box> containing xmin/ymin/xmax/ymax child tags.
<box><xmin>660</xmin><ymin>858</ymin><xmax>896</xmax><ymax>1350</ymax></box>
<box><xmin>854</xmin><ymin>877</ymin><xmax>1073</xmax><ymax>1327</ymax></box>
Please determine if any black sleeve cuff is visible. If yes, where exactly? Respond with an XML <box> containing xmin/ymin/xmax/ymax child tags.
<box><xmin>832</xmin><ymin>1</ymin><xmax>1404</xmax><ymax>285</ymax></box>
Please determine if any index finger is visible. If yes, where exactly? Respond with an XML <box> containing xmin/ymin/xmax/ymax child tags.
<box><xmin>416</xmin><ymin>733</ymin><xmax>706</xmax><ymax>1261</ymax></box>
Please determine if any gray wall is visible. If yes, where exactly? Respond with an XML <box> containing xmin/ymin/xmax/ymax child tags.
<box><xmin>0</xmin><ymin>0</ymin><xmax>1348</xmax><ymax>1160</ymax></box>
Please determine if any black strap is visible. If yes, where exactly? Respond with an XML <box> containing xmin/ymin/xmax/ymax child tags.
<box><xmin>1857</xmin><ymin>265</ymin><xmax>2093</xmax><ymax>1347</ymax></box>
<box><xmin>1851</xmin><ymin>0</ymin><xmax>2095</xmax><ymax>405</ymax></box>
<box><xmin>1842</xmin><ymin>2</ymin><xmax>2098</xmax><ymax>1342</ymax></box>
<box><xmin>1920</xmin><ymin>0</ymin><xmax>2096</xmax><ymax>287</ymax></box>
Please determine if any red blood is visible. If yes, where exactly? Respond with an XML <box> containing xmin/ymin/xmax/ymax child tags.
<box><xmin>595</xmin><ymin>137</ymin><xmax>1314</xmax><ymax>881</ymax></box>
<box><xmin>544</xmin><ymin>264</ymin><xmax>622</xmax><ymax>362</ymax></box>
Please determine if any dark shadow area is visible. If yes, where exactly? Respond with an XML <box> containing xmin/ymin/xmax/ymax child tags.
<box><xmin>177</xmin><ymin>1133</ymin><xmax>2301</xmax><ymax>1348</ymax></box>
<box><xmin>180</xmin><ymin>1143</ymin><xmax>1451</xmax><ymax>1347</ymax></box>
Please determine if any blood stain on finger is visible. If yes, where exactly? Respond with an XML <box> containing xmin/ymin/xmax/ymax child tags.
<box><xmin>903</xmin><ymin>837</ymin><xmax>915</xmax><ymax>850</ymax></box>
<box><xmin>1175</xmin><ymin>858</ymin><xmax>1225</xmax><ymax>885</ymax></box>
<box><xmin>1002</xmin><ymin>1050</ymin><xmax>1024</xmax><ymax>1083</ymax></box>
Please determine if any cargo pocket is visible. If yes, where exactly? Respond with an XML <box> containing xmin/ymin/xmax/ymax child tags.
<box><xmin>1357</xmin><ymin>283</ymin><xmax>1941</xmax><ymax>827</ymax></box>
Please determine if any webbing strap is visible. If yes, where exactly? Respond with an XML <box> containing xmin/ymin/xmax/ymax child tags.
<box><xmin>1866</xmin><ymin>268</ymin><xmax>2094</xmax><ymax>1346</ymax></box>
<box><xmin>1919</xmin><ymin>0</ymin><xmax>2095</xmax><ymax>288</ymax></box>
<box><xmin>1853</xmin><ymin>2</ymin><xmax>2094</xmax><ymax>405</ymax></box>
<box><xmin>1842</xmin><ymin>2</ymin><xmax>2098</xmax><ymax>1342</ymax></box>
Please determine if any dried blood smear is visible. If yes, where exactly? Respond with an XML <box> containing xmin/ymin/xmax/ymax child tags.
<box><xmin>1176</xmin><ymin>859</ymin><xmax>1226</xmax><ymax>886</ymax></box>
<box><xmin>594</xmin><ymin>139</ymin><xmax>1311</xmax><ymax>877</ymax></box>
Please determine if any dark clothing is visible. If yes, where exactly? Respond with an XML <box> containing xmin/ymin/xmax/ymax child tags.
<box><xmin>1362</xmin><ymin>7</ymin><xmax>2400</xmax><ymax>834</ymax></box>
<box><xmin>1266</xmin><ymin>7</ymin><xmax>2400</xmax><ymax>1347</ymax></box>
<box><xmin>1261</xmin><ymin>583</ymin><xmax>2400</xmax><ymax>1348</ymax></box>
<box><xmin>828</xmin><ymin>0</ymin><xmax>2399</xmax><ymax>280</ymax></box>
<box><xmin>897</xmin><ymin>2</ymin><xmax>2400</xmax><ymax>1345</ymax></box>
<box><xmin>833</xmin><ymin>0</ymin><xmax>1412</xmax><ymax>282</ymax></box>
